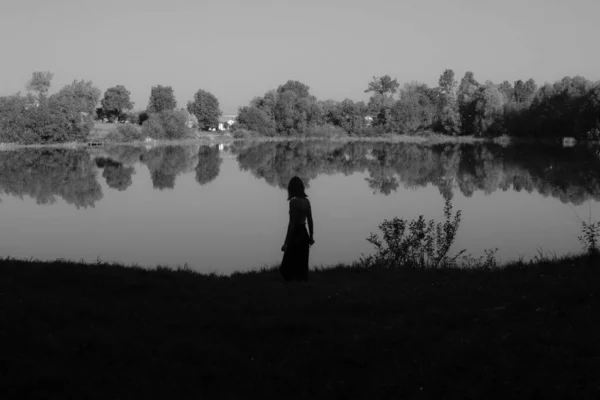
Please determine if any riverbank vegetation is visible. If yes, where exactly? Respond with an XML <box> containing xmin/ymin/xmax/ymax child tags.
<box><xmin>234</xmin><ymin>72</ymin><xmax>600</xmax><ymax>141</ymax></box>
<box><xmin>2</xmin><ymin>70</ymin><xmax>599</xmax><ymax>145</ymax></box>
<box><xmin>1</xmin><ymin>140</ymin><xmax>599</xmax><ymax>208</ymax></box>
<box><xmin>0</xmin><ymin>72</ymin><xmax>222</xmax><ymax>145</ymax></box>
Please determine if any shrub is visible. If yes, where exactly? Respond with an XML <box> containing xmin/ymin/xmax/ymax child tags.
<box><xmin>141</xmin><ymin>110</ymin><xmax>192</xmax><ymax>140</ymax></box>
<box><xmin>106</xmin><ymin>124</ymin><xmax>143</xmax><ymax>142</ymax></box>
<box><xmin>355</xmin><ymin>125</ymin><xmax>388</xmax><ymax>137</ymax></box>
<box><xmin>0</xmin><ymin>94</ymin><xmax>90</xmax><ymax>144</ymax></box>
<box><xmin>578</xmin><ymin>220</ymin><xmax>600</xmax><ymax>254</ymax></box>
<box><xmin>231</xmin><ymin>129</ymin><xmax>260</xmax><ymax>139</ymax></box>
<box><xmin>361</xmin><ymin>199</ymin><xmax>463</xmax><ymax>268</ymax></box>
<box><xmin>307</xmin><ymin>124</ymin><xmax>348</xmax><ymax>139</ymax></box>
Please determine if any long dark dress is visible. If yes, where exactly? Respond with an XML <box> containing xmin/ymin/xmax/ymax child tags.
<box><xmin>280</xmin><ymin>197</ymin><xmax>313</xmax><ymax>281</ymax></box>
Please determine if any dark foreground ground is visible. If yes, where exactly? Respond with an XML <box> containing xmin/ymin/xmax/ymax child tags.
<box><xmin>1</xmin><ymin>255</ymin><xmax>599</xmax><ymax>399</ymax></box>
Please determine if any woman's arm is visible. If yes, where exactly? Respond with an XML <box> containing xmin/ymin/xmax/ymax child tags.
<box><xmin>307</xmin><ymin>200</ymin><xmax>314</xmax><ymax>244</ymax></box>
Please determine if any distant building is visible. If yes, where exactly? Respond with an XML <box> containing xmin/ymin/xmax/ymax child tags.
<box><xmin>24</xmin><ymin>98</ymin><xmax>40</xmax><ymax>110</ymax></box>
<box><xmin>218</xmin><ymin>114</ymin><xmax>237</xmax><ymax>131</ymax></box>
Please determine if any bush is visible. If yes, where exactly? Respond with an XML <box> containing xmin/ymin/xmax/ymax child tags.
<box><xmin>307</xmin><ymin>124</ymin><xmax>349</xmax><ymax>139</ymax></box>
<box><xmin>361</xmin><ymin>199</ymin><xmax>463</xmax><ymax>268</ymax></box>
<box><xmin>0</xmin><ymin>94</ymin><xmax>91</xmax><ymax>144</ymax></box>
<box><xmin>105</xmin><ymin>124</ymin><xmax>143</xmax><ymax>142</ymax></box>
<box><xmin>578</xmin><ymin>220</ymin><xmax>600</xmax><ymax>254</ymax></box>
<box><xmin>141</xmin><ymin>110</ymin><xmax>193</xmax><ymax>140</ymax></box>
<box><xmin>232</xmin><ymin>129</ymin><xmax>260</xmax><ymax>139</ymax></box>
<box><xmin>354</xmin><ymin>125</ymin><xmax>388</xmax><ymax>137</ymax></box>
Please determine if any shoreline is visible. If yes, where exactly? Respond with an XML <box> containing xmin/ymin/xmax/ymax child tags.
<box><xmin>1</xmin><ymin>131</ymin><xmax>595</xmax><ymax>151</ymax></box>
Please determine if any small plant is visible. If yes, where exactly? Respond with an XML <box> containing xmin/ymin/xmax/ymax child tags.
<box><xmin>578</xmin><ymin>220</ymin><xmax>600</xmax><ymax>254</ymax></box>
<box><xmin>453</xmin><ymin>248</ymin><xmax>499</xmax><ymax>268</ymax></box>
<box><xmin>361</xmin><ymin>198</ymin><xmax>463</xmax><ymax>268</ymax></box>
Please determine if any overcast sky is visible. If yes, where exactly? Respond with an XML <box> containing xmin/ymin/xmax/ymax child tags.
<box><xmin>1</xmin><ymin>0</ymin><xmax>599</xmax><ymax>114</ymax></box>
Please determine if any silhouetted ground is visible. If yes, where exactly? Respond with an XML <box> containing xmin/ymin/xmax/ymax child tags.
<box><xmin>1</xmin><ymin>255</ymin><xmax>599</xmax><ymax>399</ymax></box>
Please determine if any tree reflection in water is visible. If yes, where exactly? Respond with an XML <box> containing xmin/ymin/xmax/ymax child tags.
<box><xmin>103</xmin><ymin>144</ymin><xmax>223</xmax><ymax>189</ymax></box>
<box><xmin>232</xmin><ymin>141</ymin><xmax>600</xmax><ymax>205</ymax></box>
<box><xmin>1</xmin><ymin>142</ymin><xmax>599</xmax><ymax>209</ymax></box>
<box><xmin>139</xmin><ymin>146</ymin><xmax>198</xmax><ymax>190</ymax></box>
<box><xmin>0</xmin><ymin>148</ymin><xmax>102</xmax><ymax>208</ymax></box>
<box><xmin>95</xmin><ymin>157</ymin><xmax>135</xmax><ymax>191</ymax></box>
<box><xmin>195</xmin><ymin>145</ymin><xmax>223</xmax><ymax>185</ymax></box>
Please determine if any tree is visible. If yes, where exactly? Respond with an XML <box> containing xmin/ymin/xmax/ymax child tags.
<box><xmin>147</xmin><ymin>85</ymin><xmax>176</xmax><ymax>114</ymax></box>
<box><xmin>236</xmin><ymin>106</ymin><xmax>276</xmax><ymax>135</ymax></box>
<box><xmin>100</xmin><ymin>85</ymin><xmax>134</xmax><ymax>121</ymax></box>
<box><xmin>49</xmin><ymin>80</ymin><xmax>101</xmax><ymax>138</ymax></box>
<box><xmin>436</xmin><ymin>70</ymin><xmax>461</xmax><ymax>135</ymax></box>
<box><xmin>142</xmin><ymin>110</ymin><xmax>191</xmax><ymax>140</ymax></box>
<box><xmin>473</xmin><ymin>84</ymin><xmax>505</xmax><ymax>136</ymax></box>
<box><xmin>250</xmin><ymin>90</ymin><xmax>278</xmax><ymax>121</ymax></box>
<box><xmin>392</xmin><ymin>82</ymin><xmax>437</xmax><ymax>134</ymax></box>
<box><xmin>576</xmin><ymin>85</ymin><xmax>600</xmax><ymax>138</ymax></box>
<box><xmin>365</xmin><ymin>75</ymin><xmax>400</xmax><ymax>96</ymax></box>
<box><xmin>438</xmin><ymin>69</ymin><xmax>457</xmax><ymax>99</ymax></box>
<box><xmin>26</xmin><ymin>71</ymin><xmax>54</xmax><ymax>97</ymax></box>
<box><xmin>277</xmin><ymin>80</ymin><xmax>311</xmax><ymax>98</ymax></box>
<box><xmin>273</xmin><ymin>89</ymin><xmax>321</xmax><ymax>135</ymax></box>
<box><xmin>337</xmin><ymin>99</ymin><xmax>367</xmax><ymax>134</ymax></box>
<box><xmin>365</xmin><ymin>76</ymin><xmax>400</xmax><ymax>132</ymax></box>
<box><xmin>51</xmin><ymin>80</ymin><xmax>101</xmax><ymax>116</ymax></box>
<box><xmin>513</xmin><ymin>79</ymin><xmax>537</xmax><ymax>104</ymax></box>
<box><xmin>457</xmin><ymin>72</ymin><xmax>481</xmax><ymax>135</ymax></box>
<box><xmin>498</xmin><ymin>81</ymin><xmax>514</xmax><ymax>103</ymax></box>
<box><xmin>187</xmin><ymin>89</ymin><xmax>222</xmax><ymax>130</ymax></box>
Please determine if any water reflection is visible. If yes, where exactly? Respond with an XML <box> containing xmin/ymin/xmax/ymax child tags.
<box><xmin>195</xmin><ymin>145</ymin><xmax>222</xmax><ymax>186</ymax></box>
<box><xmin>139</xmin><ymin>146</ymin><xmax>198</xmax><ymax>190</ymax></box>
<box><xmin>1</xmin><ymin>141</ymin><xmax>600</xmax><ymax>271</ymax></box>
<box><xmin>0</xmin><ymin>148</ymin><xmax>102</xmax><ymax>208</ymax></box>
<box><xmin>95</xmin><ymin>157</ymin><xmax>134</xmax><ymax>191</ymax></box>
<box><xmin>231</xmin><ymin>141</ymin><xmax>600</xmax><ymax>205</ymax></box>
<box><xmin>1</xmin><ymin>141</ymin><xmax>599</xmax><ymax>207</ymax></box>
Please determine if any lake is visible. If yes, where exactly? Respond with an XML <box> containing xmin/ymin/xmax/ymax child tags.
<box><xmin>1</xmin><ymin>140</ymin><xmax>599</xmax><ymax>274</ymax></box>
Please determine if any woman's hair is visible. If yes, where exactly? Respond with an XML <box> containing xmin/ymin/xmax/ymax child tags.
<box><xmin>287</xmin><ymin>176</ymin><xmax>308</xmax><ymax>200</ymax></box>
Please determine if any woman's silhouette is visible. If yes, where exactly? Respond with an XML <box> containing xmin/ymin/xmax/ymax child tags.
<box><xmin>280</xmin><ymin>176</ymin><xmax>314</xmax><ymax>281</ymax></box>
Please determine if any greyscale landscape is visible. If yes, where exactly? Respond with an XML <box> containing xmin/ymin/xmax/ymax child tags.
<box><xmin>1</xmin><ymin>0</ymin><xmax>600</xmax><ymax>398</ymax></box>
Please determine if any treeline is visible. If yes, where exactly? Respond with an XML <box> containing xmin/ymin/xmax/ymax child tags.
<box><xmin>234</xmin><ymin>72</ymin><xmax>600</xmax><ymax>140</ymax></box>
<box><xmin>2</xmin><ymin>70</ymin><xmax>599</xmax><ymax>144</ymax></box>
<box><xmin>0</xmin><ymin>72</ymin><xmax>223</xmax><ymax>144</ymax></box>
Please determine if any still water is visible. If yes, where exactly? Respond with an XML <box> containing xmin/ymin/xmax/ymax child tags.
<box><xmin>1</xmin><ymin>141</ymin><xmax>599</xmax><ymax>274</ymax></box>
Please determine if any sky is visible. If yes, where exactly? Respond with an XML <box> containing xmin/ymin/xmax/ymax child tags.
<box><xmin>1</xmin><ymin>0</ymin><xmax>599</xmax><ymax>114</ymax></box>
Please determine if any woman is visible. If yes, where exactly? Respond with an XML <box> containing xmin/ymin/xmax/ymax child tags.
<box><xmin>280</xmin><ymin>176</ymin><xmax>315</xmax><ymax>282</ymax></box>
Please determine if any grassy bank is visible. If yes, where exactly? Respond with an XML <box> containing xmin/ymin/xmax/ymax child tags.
<box><xmin>1</xmin><ymin>254</ymin><xmax>599</xmax><ymax>399</ymax></box>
